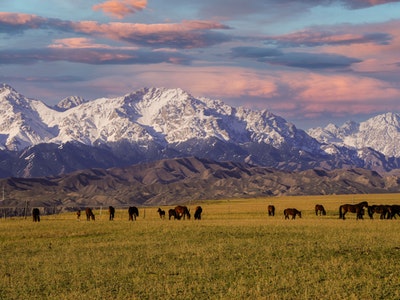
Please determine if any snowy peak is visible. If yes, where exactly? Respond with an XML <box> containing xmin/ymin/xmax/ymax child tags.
<box><xmin>0</xmin><ymin>84</ymin><xmax>314</xmax><ymax>152</ymax></box>
<box><xmin>55</xmin><ymin>96</ymin><xmax>87</xmax><ymax>111</ymax></box>
<box><xmin>308</xmin><ymin>113</ymin><xmax>400</xmax><ymax>157</ymax></box>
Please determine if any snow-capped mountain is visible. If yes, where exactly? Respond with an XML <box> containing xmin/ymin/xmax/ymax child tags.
<box><xmin>308</xmin><ymin>113</ymin><xmax>400</xmax><ymax>158</ymax></box>
<box><xmin>1</xmin><ymin>82</ymin><xmax>400</xmax><ymax>178</ymax></box>
<box><xmin>0</xmin><ymin>83</ymin><xmax>320</xmax><ymax>152</ymax></box>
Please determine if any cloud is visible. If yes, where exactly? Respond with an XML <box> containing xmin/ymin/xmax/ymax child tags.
<box><xmin>0</xmin><ymin>48</ymin><xmax>191</xmax><ymax>65</ymax></box>
<box><xmin>93</xmin><ymin>0</ymin><xmax>147</xmax><ymax>19</ymax></box>
<box><xmin>71</xmin><ymin>20</ymin><xmax>232</xmax><ymax>49</ymax></box>
<box><xmin>230</xmin><ymin>46</ymin><xmax>282</xmax><ymax>58</ymax></box>
<box><xmin>0</xmin><ymin>13</ymin><xmax>231</xmax><ymax>49</ymax></box>
<box><xmin>262</xmin><ymin>52</ymin><xmax>362</xmax><ymax>69</ymax></box>
<box><xmin>264</xmin><ymin>30</ymin><xmax>392</xmax><ymax>48</ymax></box>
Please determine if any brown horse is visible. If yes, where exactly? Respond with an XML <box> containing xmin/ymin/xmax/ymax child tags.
<box><xmin>268</xmin><ymin>205</ymin><xmax>275</xmax><ymax>216</ymax></box>
<box><xmin>108</xmin><ymin>206</ymin><xmax>115</xmax><ymax>221</ymax></box>
<box><xmin>175</xmin><ymin>205</ymin><xmax>191</xmax><ymax>220</ymax></box>
<box><xmin>284</xmin><ymin>208</ymin><xmax>301</xmax><ymax>219</ymax></box>
<box><xmin>315</xmin><ymin>204</ymin><xmax>326</xmax><ymax>216</ymax></box>
<box><xmin>194</xmin><ymin>206</ymin><xmax>203</xmax><ymax>220</ymax></box>
<box><xmin>339</xmin><ymin>201</ymin><xmax>368</xmax><ymax>220</ymax></box>
<box><xmin>157</xmin><ymin>208</ymin><xmax>166</xmax><ymax>219</ymax></box>
<box><xmin>85</xmin><ymin>208</ymin><xmax>95</xmax><ymax>221</ymax></box>
<box><xmin>168</xmin><ymin>209</ymin><xmax>180</xmax><ymax>220</ymax></box>
<box><xmin>128</xmin><ymin>206</ymin><xmax>139</xmax><ymax>221</ymax></box>
<box><xmin>32</xmin><ymin>208</ymin><xmax>40</xmax><ymax>222</ymax></box>
<box><xmin>367</xmin><ymin>205</ymin><xmax>389</xmax><ymax>219</ymax></box>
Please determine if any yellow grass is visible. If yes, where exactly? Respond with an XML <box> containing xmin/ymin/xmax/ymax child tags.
<box><xmin>1</xmin><ymin>194</ymin><xmax>400</xmax><ymax>299</ymax></box>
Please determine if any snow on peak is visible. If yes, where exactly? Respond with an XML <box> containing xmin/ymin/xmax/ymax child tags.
<box><xmin>55</xmin><ymin>96</ymin><xmax>87</xmax><ymax>111</ymax></box>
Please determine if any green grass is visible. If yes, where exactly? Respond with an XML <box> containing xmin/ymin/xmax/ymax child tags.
<box><xmin>1</xmin><ymin>194</ymin><xmax>400</xmax><ymax>299</ymax></box>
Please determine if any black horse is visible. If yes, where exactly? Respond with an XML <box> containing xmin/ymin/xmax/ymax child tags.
<box><xmin>388</xmin><ymin>205</ymin><xmax>400</xmax><ymax>219</ymax></box>
<box><xmin>284</xmin><ymin>208</ymin><xmax>302</xmax><ymax>220</ymax></box>
<box><xmin>194</xmin><ymin>206</ymin><xmax>203</xmax><ymax>220</ymax></box>
<box><xmin>268</xmin><ymin>205</ymin><xmax>275</xmax><ymax>216</ymax></box>
<box><xmin>128</xmin><ymin>206</ymin><xmax>139</xmax><ymax>221</ymax></box>
<box><xmin>339</xmin><ymin>201</ymin><xmax>368</xmax><ymax>220</ymax></box>
<box><xmin>157</xmin><ymin>208</ymin><xmax>166</xmax><ymax>219</ymax></box>
<box><xmin>315</xmin><ymin>204</ymin><xmax>326</xmax><ymax>216</ymax></box>
<box><xmin>32</xmin><ymin>208</ymin><xmax>40</xmax><ymax>222</ymax></box>
<box><xmin>85</xmin><ymin>208</ymin><xmax>95</xmax><ymax>221</ymax></box>
<box><xmin>168</xmin><ymin>209</ymin><xmax>181</xmax><ymax>220</ymax></box>
<box><xmin>109</xmin><ymin>206</ymin><xmax>115</xmax><ymax>221</ymax></box>
<box><xmin>367</xmin><ymin>205</ymin><xmax>389</xmax><ymax>219</ymax></box>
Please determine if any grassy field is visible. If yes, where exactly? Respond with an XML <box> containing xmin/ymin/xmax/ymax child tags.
<box><xmin>1</xmin><ymin>194</ymin><xmax>400</xmax><ymax>299</ymax></box>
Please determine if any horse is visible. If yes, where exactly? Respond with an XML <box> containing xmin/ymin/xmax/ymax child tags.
<box><xmin>367</xmin><ymin>205</ymin><xmax>389</xmax><ymax>219</ymax></box>
<box><xmin>338</xmin><ymin>201</ymin><xmax>368</xmax><ymax>220</ymax></box>
<box><xmin>194</xmin><ymin>206</ymin><xmax>203</xmax><ymax>220</ymax></box>
<box><xmin>128</xmin><ymin>206</ymin><xmax>139</xmax><ymax>221</ymax></box>
<box><xmin>175</xmin><ymin>205</ymin><xmax>191</xmax><ymax>220</ymax></box>
<box><xmin>157</xmin><ymin>208</ymin><xmax>166</xmax><ymax>219</ymax></box>
<box><xmin>76</xmin><ymin>210</ymin><xmax>81</xmax><ymax>220</ymax></box>
<box><xmin>315</xmin><ymin>204</ymin><xmax>326</xmax><ymax>216</ymax></box>
<box><xmin>85</xmin><ymin>208</ymin><xmax>95</xmax><ymax>221</ymax></box>
<box><xmin>268</xmin><ymin>205</ymin><xmax>275</xmax><ymax>216</ymax></box>
<box><xmin>284</xmin><ymin>208</ymin><xmax>301</xmax><ymax>220</ymax></box>
<box><xmin>388</xmin><ymin>205</ymin><xmax>400</xmax><ymax>219</ymax></box>
<box><xmin>32</xmin><ymin>208</ymin><xmax>40</xmax><ymax>222</ymax></box>
<box><xmin>168</xmin><ymin>209</ymin><xmax>181</xmax><ymax>220</ymax></box>
<box><xmin>108</xmin><ymin>206</ymin><xmax>115</xmax><ymax>221</ymax></box>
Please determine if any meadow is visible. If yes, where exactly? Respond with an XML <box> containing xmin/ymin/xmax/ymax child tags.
<box><xmin>1</xmin><ymin>194</ymin><xmax>400</xmax><ymax>299</ymax></box>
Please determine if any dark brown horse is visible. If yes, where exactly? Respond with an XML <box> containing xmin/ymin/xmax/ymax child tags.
<box><xmin>32</xmin><ymin>208</ymin><xmax>40</xmax><ymax>222</ymax></box>
<box><xmin>128</xmin><ymin>206</ymin><xmax>139</xmax><ymax>221</ymax></box>
<box><xmin>339</xmin><ymin>201</ymin><xmax>368</xmax><ymax>220</ymax></box>
<box><xmin>168</xmin><ymin>209</ymin><xmax>180</xmax><ymax>220</ymax></box>
<box><xmin>108</xmin><ymin>206</ymin><xmax>115</xmax><ymax>221</ymax></box>
<box><xmin>194</xmin><ymin>206</ymin><xmax>203</xmax><ymax>220</ymax></box>
<box><xmin>284</xmin><ymin>208</ymin><xmax>301</xmax><ymax>219</ymax></box>
<box><xmin>85</xmin><ymin>208</ymin><xmax>95</xmax><ymax>221</ymax></box>
<box><xmin>268</xmin><ymin>205</ymin><xmax>275</xmax><ymax>216</ymax></box>
<box><xmin>175</xmin><ymin>205</ymin><xmax>191</xmax><ymax>220</ymax></box>
<box><xmin>315</xmin><ymin>204</ymin><xmax>326</xmax><ymax>216</ymax></box>
<box><xmin>76</xmin><ymin>210</ymin><xmax>81</xmax><ymax>220</ymax></box>
<box><xmin>388</xmin><ymin>205</ymin><xmax>400</xmax><ymax>219</ymax></box>
<box><xmin>157</xmin><ymin>208</ymin><xmax>166</xmax><ymax>219</ymax></box>
<box><xmin>367</xmin><ymin>205</ymin><xmax>389</xmax><ymax>219</ymax></box>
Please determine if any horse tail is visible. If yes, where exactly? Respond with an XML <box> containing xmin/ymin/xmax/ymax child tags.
<box><xmin>339</xmin><ymin>205</ymin><xmax>343</xmax><ymax>219</ymax></box>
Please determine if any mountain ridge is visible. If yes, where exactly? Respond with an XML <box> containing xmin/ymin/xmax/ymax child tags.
<box><xmin>1</xmin><ymin>83</ymin><xmax>400</xmax><ymax>177</ymax></box>
<box><xmin>1</xmin><ymin>157</ymin><xmax>399</xmax><ymax>208</ymax></box>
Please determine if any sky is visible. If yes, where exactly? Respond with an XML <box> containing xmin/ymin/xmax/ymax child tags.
<box><xmin>1</xmin><ymin>0</ymin><xmax>400</xmax><ymax>129</ymax></box>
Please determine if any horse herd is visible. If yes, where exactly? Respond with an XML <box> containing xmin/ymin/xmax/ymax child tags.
<box><xmin>269</xmin><ymin>201</ymin><xmax>400</xmax><ymax>220</ymax></box>
<box><xmin>30</xmin><ymin>201</ymin><xmax>400</xmax><ymax>222</ymax></box>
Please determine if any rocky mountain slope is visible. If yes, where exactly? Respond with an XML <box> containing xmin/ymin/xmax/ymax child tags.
<box><xmin>1</xmin><ymin>157</ymin><xmax>399</xmax><ymax>208</ymax></box>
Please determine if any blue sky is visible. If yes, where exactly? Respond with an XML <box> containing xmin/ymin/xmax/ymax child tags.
<box><xmin>1</xmin><ymin>0</ymin><xmax>400</xmax><ymax>129</ymax></box>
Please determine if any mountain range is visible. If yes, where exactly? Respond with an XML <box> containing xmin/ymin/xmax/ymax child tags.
<box><xmin>2</xmin><ymin>156</ymin><xmax>399</xmax><ymax>208</ymax></box>
<box><xmin>1</xmin><ymin>83</ymin><xmax>400</xmax><ymax>178</ymax></box>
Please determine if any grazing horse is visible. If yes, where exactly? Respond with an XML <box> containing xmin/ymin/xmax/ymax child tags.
<box><xmin>367</xmin><ymin>205</ymin><xmax>389</xmax><ymax>219</ymax></box>
<box><xmin>339</xmin><ymin>201</ymin><xmax>368</xmax><ymax>220</ymax></box>
<box><xmin>175</xmin><ymin>205</ymin><xmax>191</xmax><ymax>220</ymax></box>
<box><xmin>108</xmin><ymin>206</ymin><xmax>115</xmax><ymax>221</ymax></box>
<box><xmin>157</xmin><ymin>208</ymin><xmax>166</xmax><ymax>219</ymax></box>
<box><xmin>32</xmin><ymin>208</ymin><xmax>40</xmax><ymax>222</ymax></box>
<box><xmin>128</xmin><ymin>206</ymin><xmax>139</xmax><ymax>221</ymax></box>
<box><xmin>268</xmin><ymin>205</ymin><xmax>275</xmax><ymax>216</ymax></box>
<box><xmin>284</xmin><ymin>208</ymin><xmax>302</xmax><ymax>219</ymax></box>
<box><xmin>76</xmin><ymin>210</ymin><xmax>81</xmax><ymax>220</ymax></box>
<box><xmin>168</xmin><ymin>209</ymin><xmax>181</xmax><ymax>220</ymax></box>
<box><xmin>194</xmin><ymin>206</ymin><xmax>203</xmax><ymax>220</ymax></box>
<box><xmin>315</xmin><ymin>204</ymin><xmax>327</xmax><ymax>216</ymax></box>
<box><xmin>85</xmin><ymin>208</ymin><xmax>95</xmax><ymax>221</ymax></box>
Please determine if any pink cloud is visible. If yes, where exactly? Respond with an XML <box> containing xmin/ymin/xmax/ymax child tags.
<box><xmin>93</xmin><ymin>0</ymin><xmax>147</xmax><ymax>19</ymax></box>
